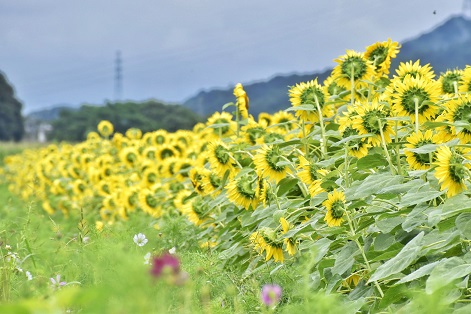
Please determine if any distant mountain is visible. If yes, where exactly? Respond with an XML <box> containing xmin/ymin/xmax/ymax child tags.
<box><xmin>26</xmin><ymin>105</ymin><xmax>78</xmax><ymax>122</ymax></box>
<box><xmin>184</xmin><ymin>15</ymin><xmax>471</xmax><ymax>117</ymax></box>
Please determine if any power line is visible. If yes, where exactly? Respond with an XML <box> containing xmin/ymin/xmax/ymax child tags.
<box><xmin>114</xmin><ymin>50</ymin><xmax>122</xmax><ymax>102</ymax></box>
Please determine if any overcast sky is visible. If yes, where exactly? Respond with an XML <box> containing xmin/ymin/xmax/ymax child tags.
<box><xmin>0</xmin><ymin>0</ymin><xmax>467</xmax><ymax>113</ymax></box>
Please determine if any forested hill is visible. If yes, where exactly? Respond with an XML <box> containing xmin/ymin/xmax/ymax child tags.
<box><xmin>0</xmin><ymin>71</ymin><xmax>23</xmax><ymax>141</ymax></box>
<box><xmin>183</xmin><ymin>15</ymin><xmax>471</xmax><ymax>117</ymax></box>
<box><xmin>49</xmin><ymin>100</ymin><xmax>203</xmax><ymax>142</ymax></box>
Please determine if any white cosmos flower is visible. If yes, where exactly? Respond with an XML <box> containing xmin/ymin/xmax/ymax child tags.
<box><xmin>133</xmin><ymin>233</ymin><xmax>148</xmax><ymax>247</ymax></box>
<box><xmin>26</xmin><ymin>271</ymin><xmax>33</xmax><ymax>281</ymax></box>
<box><xmin>169</xmin><ymin>247</ymin><xmax>176</xmax><ymax>254</ymax></box>
<box><xmin>144</xmin><ymin>252</ymin><xmax>151</xmax><ymax>265</ymax></box>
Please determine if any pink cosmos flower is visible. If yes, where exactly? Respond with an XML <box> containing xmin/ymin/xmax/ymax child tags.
<box><xmin>261</xmin><ymin>284</ymin><xmax>282</xmax><ymax>306</ymax></box>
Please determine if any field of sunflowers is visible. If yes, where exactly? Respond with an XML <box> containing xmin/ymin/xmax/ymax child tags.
<box><xmin>2</xmin><ymin>39</ymin><xmax>471</xmax><ymax>313</ymax></box>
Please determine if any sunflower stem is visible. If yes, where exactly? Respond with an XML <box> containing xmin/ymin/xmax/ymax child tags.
<box><xmin>394</xmin><ymin>120</ymin><xmax>403</xmax><ymax>175</ymax></box>
<box><xmin>344</xmin><ymin>143</ymin><xmax>351</xmax><ymax>188</ymax></box>
<box><xmin>453</xmin><ymin>81</ymin><xmax>459</xmax><ymax>96</ymax></box>
<box><xmin>302</xmin><ymin>119</ymin><xmax>309</xmax><ymax>156</ymax></box>
<box><xmin>314</xmin><ymin>96</ymin><xmax>327</xmax><ymax>158</ymax></box>
<box><xmin>344</xmin><ymin>209</ymin><xmax>385</xmax><ymax>298</ymax></box>
<box><xmin>414</xmin><ymin>97</ymin><xmax>420</xmax><ymax>134</ymax></box>
<box><xmin>350</xmin><ymin>64</ymin><xmax>355</xmax><ymax>105</ymax></box>
<box><xmin>236</xmin><ymin>105</ymin><xmax>240</xmax><ymax>138</ymax></box>
<box><xmin>378</xmin><ymin>119</ymin><xmax>396</xmax><ymax>175</ymax></box>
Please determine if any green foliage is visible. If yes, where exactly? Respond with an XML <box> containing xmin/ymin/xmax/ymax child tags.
<box><xmin>49</xmin><ymin>100</ymin><xmax>203</xmax><ymax>142</ymax></box>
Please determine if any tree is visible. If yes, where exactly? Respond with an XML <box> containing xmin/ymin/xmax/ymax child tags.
<box><xmin>0</xmin><ymin>71</ymin><xmax>24</xmax><ymax>141</ymax></box>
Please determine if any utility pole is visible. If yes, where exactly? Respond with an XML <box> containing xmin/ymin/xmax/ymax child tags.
<box><xmin>114</xmin><ymin>50</ymin><xmax>122</xmax><ymax>102</ymax></box>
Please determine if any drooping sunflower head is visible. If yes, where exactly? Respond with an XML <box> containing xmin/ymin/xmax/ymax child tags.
<box><xmin>323</xmin><ymin>189</ymin><xmax>347</xmax><ymax>227</ymax></box>
<box><xmin>438</xmin><ymin>69</ymin><xmax>463</xmax><ymax>95</ymax></box>
<box><xmin>249</xmin><ymin>228</ymin><xmax>284</xmax><ymax>263</ymax></box>
<box><xmin>97</xmin><ymin>120</ymin><xmax>114</xmax><ymax>137</ymax></box>
<box><xmin>254</xmin><ymin>144</ymin><xmax>291</xmax><ymax>183</ymax></box>
<box><xmin>226</xmin><ymin>170</ymin><xmax>259</xmax><ymax>210</ymax></box>
<box><xmin>332</xmin><ymin>50</ymin><xmax>376</xmax><ymax>90</ymax></box>
<box><xmin>119</xmin><ymin>146</ymin><xmax>140</xmax><ymax>168</ymax></box>
<box><xmin>364</xmin><ymin>39</ymin><xmax>400</xmax><ymax>76</ymax></box>
<box><xmin>387</xmin><ymin>74</ymin><xmax>440</xmax><ymax>123</ymax></box>
<box><xmin>404</xmin><ymin>130</ymin><xmax>437</xmax><ymax>170</ymax></box>
<box><xmin>201</xmin><ymin>170</ymin><xmax>223</xmax><ymax>197</ymax></box>
<box><xmin>339</xmin><ymin>126</ymin><xmax>371</xmax><ymax>159</ymax></box>
<box><xmin>289</xmin><ymin>79</ymin><xmax>331</xmax><ymax>122</ymax></box>
<box><xmin>234</xmin><ymin>83</ymin><xmax>249</xmax><ymax>120</ymax></box>
<box><xmin>434</xmin><ymin>146</ymin><xmax>470</xmax><ymax>198</ymax></box>
<box><xmin>182</xmin><ymin>195</ymin><xmax>210</xmax><ymax>226</ymax></box>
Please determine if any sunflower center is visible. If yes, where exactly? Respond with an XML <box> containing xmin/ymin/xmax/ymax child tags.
<box><xmin>128</xmin><ymin>193</ymin><xmax>138</xmax><ymax>206</ymax></box>
<box><xmin>146</xmin><ymin>194</ymin><xmax>158</xmax><ymax>208</ymax></box>
<box><xmin>449</xmin><ymin>154</ymin><xmax>467</xmax><ymax>183</ymax></box>
<box><xmin>160</xmin><ymin>148</ymin><xmax>175</xmax><ymax>159</ymax></box>
<box><xmin>155</xmin><ymin>135</ymin><xmax>165</xmax><ymax>144</ymax></box>
<box><xmin>215</xmin><ymin>145</ymin><xmax>230</xmax><ymax>165</ymax></box>
<box><xmin>368</xmin><ymin>46</ymin><xmax>388</xmax><ymax>68</ymax></box>
<box><xmin>300</xmin><ymin>86</ymin><xmax>325</xmax><ymax>106</ymax></box>
<box><xmin>237</xmin><ymin>176</ymin><xmax>256</xmax><ymax>199</ymax></box>
<box><xmin>209</xmin><ymin>173</ymin><xmax>221</xmax><ymax>188</ymax></box>
<box><xmin>147</xmin><ymin>172</ymin><xmax>157</xmax><ymax>183</ymax></box>
<box><xmin>179</xmin><ymin>163</ymin><xmax>192</xmax><ymax>177</ymax></box>
<box><xmin>453</xmin><ymin>101</ymin><xmax>471</xmax><ymax>131</ymax></box>
<box><xmin>442</xmin><ymin>73</ymin><xmax>462</xmax><ymax>94</ymax></box>
<box><xmin>331</xmin><ymin>201</ymin><xmax>345</xmax><ymax>219</ymax></box>
<box><xmin>265</xmin><ymin>147</ymin><xmax>285</xmax><ymax>172</ymax></box>
<box><xmin>212</xmin><ymin>118</ymin><xmax>230</xmax><ymax>135</ymax></box>
<box><xmin>401</xmin><ymin>87</ymin><xmax>430</xmax><ymax>114</ymax></box>
<box><xmin>247</xmin><ymin>126</ymin><xmax>265</xmax><ymax>144</ymax></box>
<box><xmin>362</xmin><ymin>110</ymin><xmax>385</xmax><ymax>134</ymax></box>
<box><xmin>192</xmin><ymin>198</ymin><xmax>207</xmax><ymax>217</ymax></box>
<box><xmin>341</xmin><ymin>56</ymin><xmax>368</xmax><ymax>80</ymax></box>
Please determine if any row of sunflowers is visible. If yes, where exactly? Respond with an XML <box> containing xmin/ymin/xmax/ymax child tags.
<box><xmin>3</xmin><ymin>39</ymin><xmax>471</xmax><ymax>308</ymax></box>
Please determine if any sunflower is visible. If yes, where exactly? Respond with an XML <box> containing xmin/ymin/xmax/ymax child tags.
<box><xmin>156</xmin><ymin>144</ymin><xmax>179</xmax><ymax>161</ymax></box>
<box><xmin>340</xmin><ymin>126</ymin><xmax>371</xmax><ymax>158</ymax></box>
<box><xmin>323</xmin><ymin>74</ymin><xmax>348</xmax><ymax>103</ymax></box>
<box><xmin>207</xmin><ymin>140</ymin><xmax>235</xmax><ymax>177</ymax></box>
<box><xmin>352</xmin><ymin>101</ymin><xmax>393</xmax><ymax>147</ymax></box>
<box><xmin>97</xmin><ymin>120</ymin><xmax>114</xmax><ymax>137</ymax></box>
<box><xmin>323</xmin><ymin>189</ymin><xmax>347</xmax><ymax>227</ymax></box>
<box><xmin>440</xmin><ymin>94</ymin><xmax>471</xmax><ymax>143</ymax></box>
<box><xmin>332</xmin><ymin>50</ymin><xmax>376</xmax><ymax>90</ymax></box>
<box><xmin>201</xmin><ymin>170</ymin><xmax>223</xmax><ymax>196</ymax></box>
<box><xmin>142</xmin><ymin>147</ymin><xmax>158</xmax><ymax>162</ymax></box>
<box><xmin>258</xmin><ymin>112</ymin><xmax>273</xmax><ymax>127</ymax></box>
<box><xmin>181</xmin><ymin>195</ymin><xmax>210</xmax><ymax>226</ymax></box>
<box><xmin>386</xmin><ymin>75</ymin><xmax>440</xmax><ymax>123</ymax></box>
<box><xmin>138</xmin><ymin>187</ymin><xmax>163</xmax><ymax>217</ymax></box>
<box><xmin>438</xmin><ymin>69</ymin><xmax>463</xmax><ymax>95</ymax></box>
<box><xmin>189</xmin><ymin>166</ymin><xmax>207</xmax><ymax>195</ymax></box>
<box><xmin>289</xmin><ymin>79</ymin><xmax>333</xmax><ymax>122</ymax></box>
<box><xmin>257</xmin><ymin>177</ymin><xmax>271</xmax><ymax>206</ymax></box>
<box><xmin>141</xmin><ymin>167</ymin><xmax>159</xmax><ymax>188</ymax></box>
<box><xmin>279</xmin><ymin>217</ymin><xmax>297</xmax><ymax>256</ymax></box>
<box><xmin>393</xmin><ymin>60</ymin><xmax>436</xmax><ymax>82</ymax></box>
<box><xmin>404</xmin><ymin>130</ymin><xmax>437</xmax><ymax>170</ymax></box>
<box><xmin>297</xmin><ymin>155</ymin><xmax>327</xmax><ymax>197</ymax></box>
<box><xmin>119</xmin><ymin>146</ymin><xmax>140</xmax><ymax>168</ymax></box>
<box><xmin>249</xmin><ymin>228</ymin><xmax>284</xmax><ymax>263</ymax></box>
<box><xmin>241</xmin><ymin>119</ymin><xmax>266</xmax><ymax>145</ymax></box>
<box><xmin>364</xmin><ymin>38</ymin><xmax>400</xmax><ymax>76</ymax></box>
<box><xmin>271</xmin><ymin>111</ymin><xmax>296</xmax><ymax>133</ymax></box>
<box><xmin>234</xmin><ymin>83</ymin><xmax>249</xmax><ymax>120</ymax></box>
<box><xmin>459</xmin><ymin>66</ymin><xmax>471</xmax><ymax>93</ymax></box>
<box><xmin>434</xmin><ymin>146</ymin><xmax>469</xmax><ymax>197</ymax></box>
<box><xmin>125</xmin><ymin>128</ymin><xmax>142</xmax><ymax>140</ymax></box>
<box><xmin>206</xmin><ymin>112</ymin><xmax>236</xmax><ymax>138</ymax></box>
<box><xmin>173</xmin><ymin>189</ymin><xmax>193</xmax><ymax>212</ymax></box>
<box><xmin>254</xmin><ymin>145</ymin><xmax>290</xmax><ymax>183</ymax></box>
<box><xmin>226</xmin><ymin>171</ymin><xmax>259</xmax><ymax>210</ymax></box>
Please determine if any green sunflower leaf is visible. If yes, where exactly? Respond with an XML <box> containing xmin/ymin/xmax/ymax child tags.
<box><xmin>368</xmin><ymin>231</ymin><xmax>424</xmax><ymax>283</ymax></box>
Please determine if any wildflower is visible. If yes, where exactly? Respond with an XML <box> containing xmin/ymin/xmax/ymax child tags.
<box><xmin>50</xmin><ymin>275</ymin><xmax>66</xmax><ymax>289</ymax></box>
<box><xmin>261</xmin><ymin>284</ymin><xmax>282</xmax><ymax>307</ymax></box>
<box><xmin>169</xmin><ymin>247</ymin><xmax>176</xmax><ymax>255</ymax></box>
<box><xmin>26</xmin><ymin>271</ymin><xmax>33</xmax><ymax>281</ymax></box>
<box><xmin>144</xmin><ymin>252</ymin><xmax>151</xmax><ymax>265</ymax></box>
<box><xmin>150</xmin><ymin>253</ymin><xmax>180</xmax><ymax>277</ymax></box>
<box><xmin>133</xmin><ymin>233</ymin><xmax>148</xmax><ymax>247</ymax></box>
